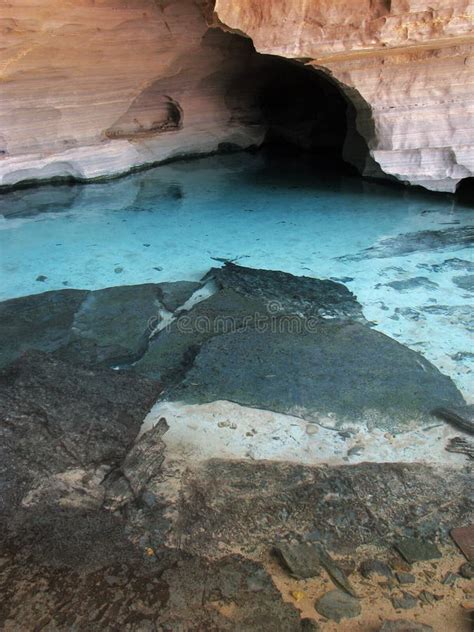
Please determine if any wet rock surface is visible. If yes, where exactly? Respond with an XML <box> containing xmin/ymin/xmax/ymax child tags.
<box><xmin>172</xmin><ymin>322</ymin><xmax>464</xmax><ymax>432</ymax></box>
<box><xmin>0</xmin><ymin>281</ymin><xmax>198</xmax><ymax>369</ymax></box>
<box><xmin>208</xmin><ymin>262</ymin><xmax>366</xmax><ymax>322</ymax></box>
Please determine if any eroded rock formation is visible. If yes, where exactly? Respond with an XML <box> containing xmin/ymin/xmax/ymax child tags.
<box><xmin>213</xmin><ymin>0</ymin><xmax>474</xmax><ymax>192</ymax></box>
<box><xmin>1</xmin><ymin>0</ymin><xmax>473</xmax><ymax>190</ymax></box>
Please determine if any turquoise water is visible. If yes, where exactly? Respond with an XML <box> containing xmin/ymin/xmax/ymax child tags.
<box><xmin>1</xmin><ymin>152</ymin><xmax>473</xmax><ymax>398</ymax></box>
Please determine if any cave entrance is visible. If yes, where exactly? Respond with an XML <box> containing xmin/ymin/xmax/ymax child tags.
<box><xmin>216</xmin><ymin>30</ymin><xmax>366</xmax><ymax>175</ymax></box>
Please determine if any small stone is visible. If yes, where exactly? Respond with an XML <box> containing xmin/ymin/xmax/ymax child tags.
<box><xmin>314</xmin><ymin>590</ymin><xmax>361</xmax><ymax>622</ymax></box>
<box><xmin>442</xmin><ymin>571</ymin><xmax>460</xmax><ymax>586</ymax></box>
<box><xmin>306</xmin><ymin>424</ymin><xmax>319</xmax><ymax>435</ymax></box>
<box><xmin>360</xmin><ymin>559</ymin><xmax>393</xmax><ymax>579</ymax></box>
<box><xmin>460</xmin><ymin>562</ymin><xmax>474</xmax><ymax>579</ymax></box>
<box><xmin>274</xmin><ymin>543</ymin><xmax>322</xmax><ymax>579</ymax></box>
<box><xmin>394</xmin><ymin>538</ymin><xmax>442</xmax><ymax>564</ymax></box>
<box><xmin>391</xmin><ymin>592</ymin><xmax>417</xmax><ymax>610</ymax></box>
<box><xmin>418</xmin><ymin>590</ymin><xmax>438</xmax><ymax>605</ymax></box>
<box><xmin>114</xmin><ymin>267</ymin><xmax>123</xmax><ymax>274</ymax></box>
<box><xmin>379</xmin><ymin>620</ymin><xmax>434</xmax><ymax>632</ymax></box>
<box><xmin>290</xmin><ymin>590</ymin><xmax>305</xmax><ymax>602</ymax></box>
<box><xmin>143</xmin><ymin>243</ymin><xmax>151</xmax><ymax>247</ymax></box>
<box><xmin>396</xmin><ymin>572</ymin><xmax>416</xmax><ymax>585</ymax></box>
<box><xmin>153</xmin><ymin>266</ymin><xmax>163</xmax><ymax>272</ymax></box>
<box><xmin>36</xmin><ymin>275</ymin><xmax>47</xmax><ymax>282</ymax></box>
<box><xmin>300</xmin><ymin>619</ymin><xmax>320</xmax><ymax>632</ymax></box>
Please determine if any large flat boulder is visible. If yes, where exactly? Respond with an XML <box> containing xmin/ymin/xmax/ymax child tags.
<box><xmin>172</xmin><ymin>321</ymin><xmax>464</xmax><ymax>433</ymax></box>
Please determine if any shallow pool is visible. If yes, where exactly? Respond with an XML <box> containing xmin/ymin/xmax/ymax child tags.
<box><xmin>1</xmin><ymin>152</ymin><xmax>473</xmax><ymax>398</ymax></box>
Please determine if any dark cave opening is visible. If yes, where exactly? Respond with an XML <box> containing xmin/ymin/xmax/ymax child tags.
<box><xmin>215</xmin><ymin>29</ymin><xmax>366</xmax><ymax>176</ymax></box>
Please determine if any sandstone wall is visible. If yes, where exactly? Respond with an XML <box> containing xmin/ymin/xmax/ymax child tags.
<box><xmin>214</xmin><ymin>0</ymin><xmax>474</xmax><ymax>191</ymax></box>
<box><xmin>0</xmin><ymin>0</ymin><xmax>265</xmax><ymax>186</ymax></box>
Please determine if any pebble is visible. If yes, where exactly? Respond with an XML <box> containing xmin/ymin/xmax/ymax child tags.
<box><xmin>396</xmin><ymin>572</ymin><xmax>416</xmax><ymax>585</ymax></box>
<box><xmin>391</xmin><ymin>591</ymin><xmax>417</xmax><ymax>610</ymax></box>
<box><xmin>314</xmin><ymin>589</ymin><xmax>361</xmax><ymax>622</ymax></box>
<box><xmin>36</xmin><ymin>275</ymin><xmax>47</xmax><ymax>282</ymax></box>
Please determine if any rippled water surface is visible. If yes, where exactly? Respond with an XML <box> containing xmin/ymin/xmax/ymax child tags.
<box><xmin>1</xmin><ymin>152</ymin><xmax>473</xmax><ymax>398</ymax></box>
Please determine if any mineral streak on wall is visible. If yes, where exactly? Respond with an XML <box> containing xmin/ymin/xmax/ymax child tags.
<box><xmin>1</xmin><ymin>0</ymin><xmax>474</xmax><ymax>191</ymax></box>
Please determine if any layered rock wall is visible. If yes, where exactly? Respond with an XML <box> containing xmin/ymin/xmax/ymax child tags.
<box><xmin>1</xmin><ymin>0</ymin><xmax>473</xmax><ymax>191</ymax></box>
<box><xmin>214</xmin><ymin>0</ymin><xmax>474</xmax><ymax>191</ymax></box>
<box><xmin>0</xmin><ymin>0</ymin><xmax>266</xmax><ymax>186</ymax></box>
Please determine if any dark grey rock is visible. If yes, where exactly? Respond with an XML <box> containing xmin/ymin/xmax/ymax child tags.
<box><xmin>339</xmin><ymin>226</ymin><xmax>474</xmax><ymax>261</ymax></box>
<box><xmin>460</xmin><ymin>562</ymin><xmax>474</xmax><ymax>579</ymax></box>
<box><xmin>314</xmin><ymin>590</ymin><xmax>361</xmax><ymax>622</ymax></box>
<box><xmin>0</xmin><ymin>288</ymin><xmax>88</xmax><ymax>368</ymax></box>
<box><xmin>379</xmin><ymin>620</ymin><xmax>433</xmax><ymax>632</ymax></box>
<box><xmin>135</xmin><ymin>289</ymin><xmax>269</xmax><ymax>384</ymax></box>
<box><xmin>274</xmin><ymin>542</ymin><xmax>322</xmax><ymax>579</ymax></box>
<box><xmin>418</xmin><ymin>590</ymin><xmax>439</xmax><ymax>605</ymax></box>
<box><xmin>57</xmin><ymin>283</ymin><xmax>162</xmax><ymax>366</ymax></box>
<box><xmin>36</xmin><ymin>275</ymin><xmax>48</xmax><ymax>282</ymax></box>
<box><xmin>394</xmin><ymin>539</ymin><xmax>442</xmax><ymax>564</ymax></box>
<box><xmin>206</xmin><ymin>262</ymin><xmax>366</xmax><ymax>323</ymax></box>
<box><xmin>385</xmin><ymin>277</ymin><xmax>438</xmax><ymax>291</ymax></box>
<box><xmin>441</xmin><ymin>571</ymin><xmax>460</xmax><ymax>585</ymax></box>
<box><xmin>391</xmin><ymin>592</ymin><xmax>417</xmax><ymax>610</ymax></box>
<box><xmin>0</xmin><ymin>350</ymin><xmax>162</xmax><ymax>517</ymax></box>
<box><xmin>452</xmin><ymin>274</ymin><xmax>474</xmax><ymax>292</ymax></box>
<box><xmin>432</xmin><ymin>405</ymin><xmax>474</xmax><ymax>435</ymax></box>
<box><xmin>360</xmin><ymin>559</ymin><xmax>393</xmax><ymax>579</ymax></box>
<box><xmin>396</xmin><ymin>572</ymin><xmax>416</xmax><ymax>585</ymax></box>
<box><xmin>173</xmin><ymin>322</ymin><xmax>465</xmax><ymax>433</ymax></box>
<box><xmin>0</xmin><ymin>281</ymin><xmax>197</xmax><ymax>370</ymax></box>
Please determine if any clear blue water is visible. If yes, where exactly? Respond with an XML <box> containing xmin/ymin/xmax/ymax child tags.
<box><xmin>1</xmin><ymin>152</ymin><xmax>473</xmax><ymax>398</ymax></box>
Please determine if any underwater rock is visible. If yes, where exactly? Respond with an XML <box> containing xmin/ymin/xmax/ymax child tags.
<box><xmin>0</xmin><ymin>281</ymin><xmax>201</xmax><ymax>369</ymax></box>
<box><xmin>445</xmin><ymin>436</ymin><xmax>474</xmax><ymax>459</ymax></box>
<box><xmin>340</xmin><ymin>227</ymin><xmax>474</xmax><ymax>261</ymax></box>
<box><xmin>0</xmin><ymin>288</ymin><xmax>88</xmax><ymax>368</ymax></box>
<box><xmin>314</xmin><ymin>589</ymin><xmax>361</xmax><ymax>622</ymax></box>
<box><xmin>172</xmin><ymin>322</ymin><xmax>464</xmax><ymax>433</ymax></box>
<box><xmin>135</xmin><ymin>288</ymin><xmax>269</xmax><ymax>383</ymax></box>
<box><xmin>207</xmin><ymin>263</ymin><xmax>366</xmax><ymax>323</ymax></box>
<box><xmin>274</xmin><ymin>542</ymin><xmax>323</xmax><ymax>579</ymax></box>
<box><xmin>420</xmin><ymin>305</ymin><xmax>474</xmax><ymax>332</ymax></box>
<box><xmin>452</xmin><ymin>274</ymin><xmax>474</xmax><ymax>292</ymax></box>
<box><xmin>385</xmin><ymin>277</ymin><xmax>439</xmax><ymax>292</ymax></box>
<box><xmin>57</xmin><ymin>283</ymin><xmax>162</xmax><ymax>366</ymax></box>
<box><xmin>418</xmin><ymin>258</ymin><xmax>474</xmax><ymax>274</ymax></box>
